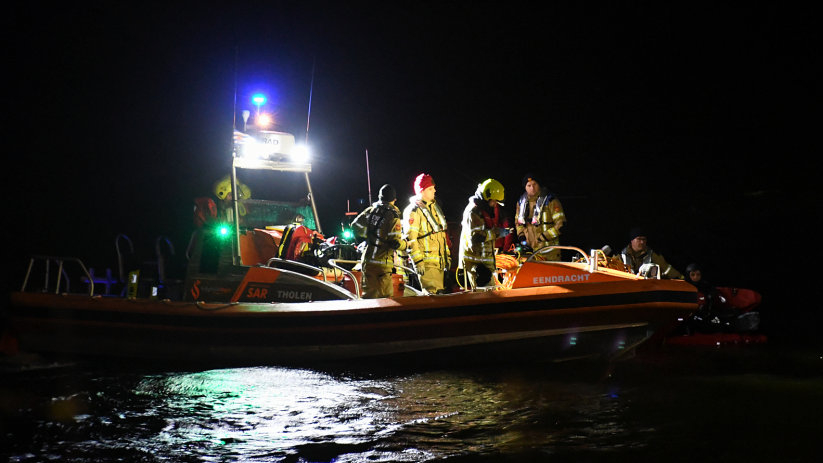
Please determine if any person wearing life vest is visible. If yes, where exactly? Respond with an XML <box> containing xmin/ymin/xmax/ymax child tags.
<box><xmin>514</xmin><ymin>173</ymin><xmax>566</xmax><ymax>261</ymax></box>
<box><xmin>458</xmin><ymin>179</ymin><xmax>510</xmax><ymax>289</ymax></box>
<box><xmin>211</xmin><ymin>175</ymin><xmax>252</xmax><ymax>223</ymax></box>
<box><xmin>620</xmin><ymin>228</ymin><xmax>684</xmax><ymax>279</ymax></box>
<box><xmin>403</xmin><ymin>173</ymin><xmax>451</xmax><ymax>294</ymax></box>
<box><xmin>351</xmin><ymin>184</ymin><xmax>408</xmax><ymax>298</ymax></box>
<box><xmin>193</xmin><ymin>176</ymin><xmax>252</xmax><ymax>227</ymax></box>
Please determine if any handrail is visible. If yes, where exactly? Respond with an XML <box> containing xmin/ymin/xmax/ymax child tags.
<box><xmin>115</xmin><ymin>234</ymin><xmax>134</xmax><ymax>283</ymax></box>
<box><xmin>21</xmin><ymin>255</ymin><xmax>95</xmax><ymax>295</ymax></box>
<box><xmin>327</xmin><ymin>259</ymin><xmax>361</xmax><ymax>299</ymax></box>
<box><xmin>396</xmin><ymin>264</ymin><xmax>430</xmax><ymax>296</ymax></box>
<box><xmin>265</xmin><ymin>257</ymin><xmax>325</xmax><ymax>281</ymax></box>
<box><xmin>262</xmin><ymin>257</ymin><xmax>357</xmax><ymax>301</ymax></box>
<box><xmin>524</xmin><ymin>246</ymin><xmax>590</xmax><ymax>264</ymax></box>
<box><xmin>155</xmin><ymin>236</ymin><xmax>175</xmax><ymax>283</ymax></box>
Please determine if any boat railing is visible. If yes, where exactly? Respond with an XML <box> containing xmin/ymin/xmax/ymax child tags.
<box><xmin>525</xmin><ymin>246</ymin><xmax>592</xmax><ymax>265</ymax></box>
<box><xmin>115</xmin><ymin>234</ymin><xmax>135</xmax><ymax>285</ymax></box>
<box><xmin>522</xmin><ymin>245</ymin><xmax>649</xmax><ymax>275</ymax></box>
<box><xmin>265</xmin><ymin>257</ymin><xmax>327</xmax><ymax>279</ymax></box>
<box><xmin>395</xmin><ymin>264</ymin><xmax>429</xmax><ymax>296</ymax></box>
<box><xmin>638</xmin><ymin>263</ymin><xmax>661</xmax><ymax>279</ymax></box>
<box><xmin>264</xmin><ymin>257</ymin><xmax>362</xmax><ymax>300</ymax></box>
<box><xmin>21</xmin><ymin>255</ymin><xmax>95</xmax><ymax>295</ymax></box>
<box><xmin>327</xmin><ymin>259</ymin><xmax>362</xmax><ymax>298</ymax></box>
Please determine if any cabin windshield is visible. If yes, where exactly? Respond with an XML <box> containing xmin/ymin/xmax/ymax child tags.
<box><xmin>234</xmin><ymin>169</ymin><xmax>319</xmax><ymax>231</ymax></box>
<box><xmin>239</xmin><ymin>199</ymin><xmax>317</xmax><ymax>230</ymax></box>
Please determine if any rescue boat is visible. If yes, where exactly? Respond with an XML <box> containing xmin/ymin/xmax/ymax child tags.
<box><xmin>4</xmin><ymin>245</ymin><xmax>697</xmax><ymax>367</ymax></box>
<box><xmin>1</xmin><ymin>125</ymin><xmax>697</xmax><ymax>367</ymax></box>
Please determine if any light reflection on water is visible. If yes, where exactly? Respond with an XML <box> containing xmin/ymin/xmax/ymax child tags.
<box><xmin>137</xmin><ymin>368</ymin><xmax>404</xmax><ymax>461</ymax></box>
<box><xmin>1</xmin><ymin>363</ymin><xmax>634</xmax><ymax>462</ymax></box>
<box><xmin>3</xmin><ymin>346</ymin><xmax>822</xmax><ymax>462</ymax></box>
<box><xmin>126</xmin><ymin>367</ymin><xmax>632</xmax><ymax>461</ymax></box>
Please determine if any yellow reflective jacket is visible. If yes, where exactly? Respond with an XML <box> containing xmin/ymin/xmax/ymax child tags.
<box><xmin>458</xmin><ymin>196</ymin><xmax>503</xmax><ymax>270</ymax></box>
<box><xmin>402</xmin><ymin>197</ymin><xmax>450</xmax><ymax>269</ymax></box>
<box><xmin>514</xmin><ymin>191</ymin><xmax>566</xmax><ymax>250</ymax></box>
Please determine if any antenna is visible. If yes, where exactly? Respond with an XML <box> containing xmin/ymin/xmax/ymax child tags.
<box><xmin>305</xmin><ymin>57</ymin><xmax>315</xmax><ymax>144</ymax></box>
<box><xmin>366</xmin><ymin>149</ymin><xmax>372</xmax><ymax>204</ymax></box>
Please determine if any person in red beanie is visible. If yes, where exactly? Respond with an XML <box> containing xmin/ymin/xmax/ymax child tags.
<box><xmin>402</xmin><ymin>173</ymin><xmax>451</xmax><ymax>294</ymax></box>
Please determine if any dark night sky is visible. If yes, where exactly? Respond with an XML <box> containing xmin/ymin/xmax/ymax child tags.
<box><xmin>6</xmin><ymin>3</ymin><xmax>817</xmax><ymax>327</ymax></box>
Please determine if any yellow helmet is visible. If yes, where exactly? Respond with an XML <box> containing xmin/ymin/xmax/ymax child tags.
<box><xmin>477</xmin><ymin>178</ymin><xmax>505</xmax><ymax>203</ymax></box>
<box><xmin>213</xmin><ymin>175</ymin><xmax>251</xmax><ymax>201</ymax></box>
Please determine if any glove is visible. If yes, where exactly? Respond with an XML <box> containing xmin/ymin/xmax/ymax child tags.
<box><xmin>387</xmin><ymin>239</ymin><xmax>401</xmax><ymax>250</ymax></box>
<box><xmin>414</xmin><ymin>261</ymin><xmax>425</xmax><ymax>276</ymax></box>
<box><xmin>497</xmin><ymin>227</ymin><xmax>510</xmax><ymax>238</ymax></box>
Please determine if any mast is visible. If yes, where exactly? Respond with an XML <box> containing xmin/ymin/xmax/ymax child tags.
<box><xmin>231</xmin><ymin>46</ymin><xmax>242</xmax><ymax>264</ymax></box>
<box><xmin>304</xmin><ymin>57</ymin><xmax>321</xmax><ymax>233</ymax></box>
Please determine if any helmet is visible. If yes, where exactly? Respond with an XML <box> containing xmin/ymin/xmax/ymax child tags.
<box><xmin>477</xmin><ymin>178</ymin><xmax>505</xmax><ymax>203</ymax></box>
<box><xmin>213</xmin><ymin>175</ymin><xmax>251</xmax><ymax>201</ymax></box>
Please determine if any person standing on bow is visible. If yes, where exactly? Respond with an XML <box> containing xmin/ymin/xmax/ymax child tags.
<box><xmin>402</xmin><ymin>173</ymin><xmax>451</xmax><ymax>294</ymax></box>
<box><xmin>351</xmin><ymin>184</ymin><xmax>408</xmax><ymax>298</ymax></box>
<box><xmin>620</xmin><ymin>228</ymin><xmax>684</xmax><ymax>279</ymax></box>
<box><xmin>458</xmin><ymin>179</ymin><xmax>510</xmax><ymax>289</ymax></box>
<box><xmin>514</xmin><ymin>173</ymin><xmax>566</xmax><ymax>261</ymax></box>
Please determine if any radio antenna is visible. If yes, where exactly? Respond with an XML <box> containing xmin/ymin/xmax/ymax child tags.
<box><xmin>366</xmin><ymin>149</ymin><xmax>373</xmax><ymax>204</ymax></box>
<box><xmin>305</xmin><ymin>57</ymin><xmax>315</xmax><ymax>144</ymax></box>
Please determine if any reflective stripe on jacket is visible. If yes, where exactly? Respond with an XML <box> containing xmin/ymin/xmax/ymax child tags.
<box><xmin>403</xmin><ymin>197</ymin><xmax>449</xmax><ymax>267</ymax></box>
<box><xmin>514</xmin><ymin>190</ymin><xmax>566</xmax><ymax>250</ymax></box>
<box><xmin>459</xmin><ymin>196</ymin><xmax>501</xmax><ymax>269</ymax></box>
<box><xmin>351</xmin><ymin>202</ymin><xmax>407</xmax><ymax>270</ymax></box>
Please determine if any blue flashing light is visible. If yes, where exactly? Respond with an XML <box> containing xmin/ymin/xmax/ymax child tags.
<box><xmin>252</xmin><ymin>94</ymin><xmax>267</xmax><ymax>106</ymax></box>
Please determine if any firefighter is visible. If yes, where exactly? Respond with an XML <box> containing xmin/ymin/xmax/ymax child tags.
<box><xmin>403</xmin><ymin>173</ymin><xmax>451</xmax><ymax>294</ymax></box>
<box><xmin>351</xmin><ymin>184</ymin><xmax>408</xmax><ymax>298</ymax></box>
<box><xmin>458</xmin><ymin>179</ymin><xmax>510</xmax><ymax>289</ymax></box>
<box><xmin>514</xmin><ymin>173</ymin><xmax>566</xmax><ymax>261</ymax></box>
<box><xmin>211</xmin><ymin>175</ymin><xmax>252</xmax><ymax>223</ymax></box>
<box><xmin>620</xmin><ymin>228</ymin><xmax>684</xmax><ymax>279</ymax></box>
<box><xmin>192</xmin><ymin>176</ymin><xmax>252</xmax><ymax>273</ymax></box>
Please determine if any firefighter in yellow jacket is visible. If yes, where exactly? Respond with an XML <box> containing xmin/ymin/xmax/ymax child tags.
<box><xmin>212</xmin><ymin>175</ymin><xmax>252</xmax><ymax>223</ymax></box>
<box><xmin>458</xmin><ymin>179</ymin><xmax>510</xmax><ymax>289</ymax></box>
<box><xmin>351</xmin><ymin>184</ymin><xmax>408</xmax><ymax>298</ymax></box>
<box><xmin>514</xmin><ymin>173</ymin><xmax>566</xmax><ymax>261</ymax></box>
<box><xmin>403</xmin><ymin>173</ymin><xmax>451</xmax><ymax>294</ymax></box>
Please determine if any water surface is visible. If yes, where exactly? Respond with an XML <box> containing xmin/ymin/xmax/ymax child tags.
<box><xmin>2</xmin><ymin>344</ymin><xmax>821</xmax><ymax>462</ymax></box>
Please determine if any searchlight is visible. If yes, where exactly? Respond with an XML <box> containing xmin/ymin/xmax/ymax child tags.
<box><xmin>291</xmin><ymin>144</ymin><xmax>310</xmax><ymax>164</ymax></box>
